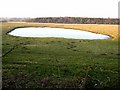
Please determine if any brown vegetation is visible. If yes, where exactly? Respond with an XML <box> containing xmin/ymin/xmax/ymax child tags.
<box><xmin>2</xmin><ymin>22</ymin><xmax>119</xmax><ymax>40</ymax></box>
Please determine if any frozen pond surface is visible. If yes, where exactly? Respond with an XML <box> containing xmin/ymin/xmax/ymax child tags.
<box><xmin>8</xmin><ymin>27</ymin><xmax>110</xmax><ymax>40</ymax></box>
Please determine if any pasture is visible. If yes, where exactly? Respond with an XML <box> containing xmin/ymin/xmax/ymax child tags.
<box><xmin>2</xmin><ymin>22</ymin><xmax>119</xmax><ymax>89</ymax></box>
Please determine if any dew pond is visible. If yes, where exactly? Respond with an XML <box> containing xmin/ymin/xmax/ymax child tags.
<box><xmin>8</xmin><ymin>27</ymin><xmax>110</xmax><ymax>40</ymax></box>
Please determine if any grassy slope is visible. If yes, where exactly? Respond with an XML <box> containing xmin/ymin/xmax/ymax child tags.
<box><xmin>2</xmin><ymin>22</ymin><xmax>119</xmax><ymax>88</ymax></box>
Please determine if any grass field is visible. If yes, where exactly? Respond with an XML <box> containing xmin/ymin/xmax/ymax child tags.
<box><xmin>1</xmin><ymin>22</ymin><xmax>119</xmax><ymax>89</ymax></box>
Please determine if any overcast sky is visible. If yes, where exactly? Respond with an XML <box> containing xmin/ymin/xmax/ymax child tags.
<box><xmin>0</xmin><ymin>0</ymin><xmax>119</xmax><ymax>18</ymax></box>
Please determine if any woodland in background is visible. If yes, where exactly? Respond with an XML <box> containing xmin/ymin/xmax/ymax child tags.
<box><xmin>1</xmin><ymin>17</ymin><xmax>119</xmax><ymax>24</ymax></box>
<box><xmin>27</xmin><ymin>17</ymin><xmax>119</xmax><ymax>24</ymax></box>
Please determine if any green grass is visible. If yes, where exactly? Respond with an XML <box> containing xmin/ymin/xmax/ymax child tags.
<box><xmin>2</xmin><ymin>22</ymin><xmax>119</xmax><ymax>89</ymax></box>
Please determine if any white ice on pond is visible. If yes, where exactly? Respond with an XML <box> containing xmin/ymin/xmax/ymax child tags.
<box><xmin>8</xmin><ymin>27</ymin><xmax>110</xmax><ymax>40</ymax></box>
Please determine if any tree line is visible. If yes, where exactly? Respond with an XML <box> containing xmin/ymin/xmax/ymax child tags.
<box><xmin>27</xmin><ymin>17</ymin><xmax>119</xmax><ymax>24</ymax></box>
